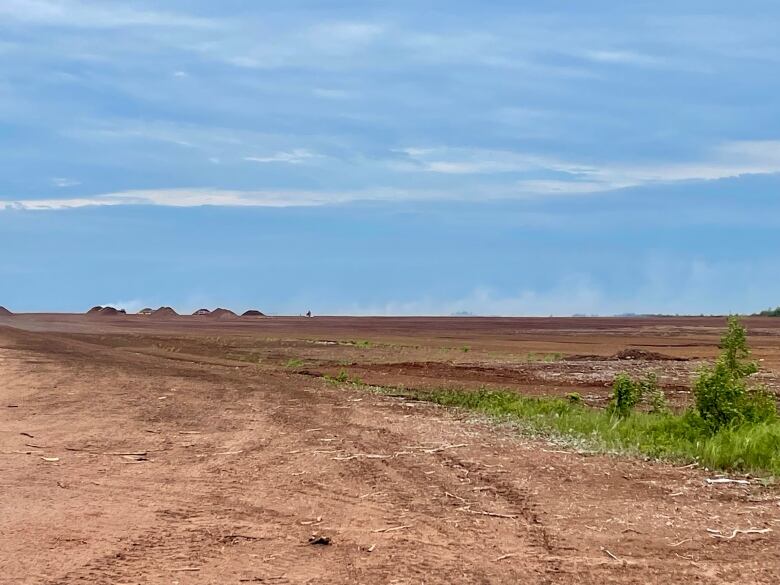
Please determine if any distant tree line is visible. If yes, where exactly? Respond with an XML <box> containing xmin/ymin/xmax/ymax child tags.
<box><xmin>755</xmin><ymin>307</ymin><xmax>780</xmax><ymax>317</ymax></box>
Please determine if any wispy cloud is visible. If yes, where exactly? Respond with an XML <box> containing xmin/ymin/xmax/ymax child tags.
<box><xmin>0</xmin><ymin>189</ymin><xmax>328</xmax><ymax>210</ymax></box>
<box><xmin>0</xmin><ymin>187</ymin><xmax>443</xmax><ymax>211</ymax></box>
<box><xmin>581</xmin><ymin>50</ymin><xmax>660</xmax><ymax>67</ymax></box>
<box><xmin>0</xmin><ymin>0</ymin><xmax>213</xmax><ymax>28</ymax></box>
<box><xmin>51</xmin><ymin>177</ymin><xmax>81</xmax><ymax>188</ymax></box>
<box><xmin>5</xmin><ymin>139</ymin><xmax>780</xmax><ymax>211</ymax></box>
<box><xmin>244</xmin><ymin>150</ymin><xmax>322</xmax><ymax>164</ymax></box>
<box><xmin>312</xmin><ymin>88</ymin><xmax>355</xmax><ymax>100</ymax></box>
<box><xmin>400</xmin><ymin>141</ymin><xmax>780</xmax><ymax>193</ymax></box>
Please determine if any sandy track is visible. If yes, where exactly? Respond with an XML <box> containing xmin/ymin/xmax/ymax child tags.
<box><xmin>1</xmin><ymin>323</ymin><xmax>779</xmax><ymax>584</ymax></box>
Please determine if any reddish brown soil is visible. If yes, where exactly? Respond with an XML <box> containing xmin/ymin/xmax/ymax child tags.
<box><xmin>1</xmin><ymin>315</ymin><xmax>779</xmax><ymax>583</ymax></box>
<box><xmin>0</xmin><ymin>306</ymin><xmax>12</xmax><ymax>316</ymax></box>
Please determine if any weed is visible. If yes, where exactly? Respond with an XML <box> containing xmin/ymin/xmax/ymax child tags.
<box><xmin>285</xmin><ymin>358</ymin><xmax>305</xmax><ymax>368</ymax></box>
<box><xmin>566</xmin><ymin>392</ymin><xmax>583</xmax><ymax>404</ymax></box>
<box><xmin>324</xmin><ymin>369</ymin><xmax>363</xmax><ymax>385</ymax></box>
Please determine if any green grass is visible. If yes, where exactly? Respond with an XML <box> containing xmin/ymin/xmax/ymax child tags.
<box><xmin>324</xmin><ymin>369</ymin><xmax>363</xmax><ymax>385</ymax></box>
<box><xmin>284</xmin><ymin>358</ymin><xmax>305</xmax><ymax>368</ymax></box>
<box><xmin>403</xmin><ymin>387</ymin><xmax>780</xmax><ymax>475</ymax></box>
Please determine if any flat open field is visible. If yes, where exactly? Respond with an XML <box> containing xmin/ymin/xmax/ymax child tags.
<box><xmin>2</xmin><ymin>314</ymin><xmax>780</xmax><ymax>583</ymax></box>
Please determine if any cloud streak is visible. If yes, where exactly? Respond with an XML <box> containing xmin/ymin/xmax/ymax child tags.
<box><xmin>4</xmin><ymin>139</ymin><xmax>780</xmax><ymax>210</ymax></box>
<box><xmin>0</xmin><ymin>0</ymin><xmax>212</xmax><ymax>28</ymax></box>
<box><xmin>0</xmin><ymin>187</ymin><xmax>450</xmax><ymax>211</ymax></box>
<box><xmin>244</xmin><ymin>150</ymin><xmax>322</xmax><ymax>164</ymax></box>
<box><xmin>400</xmin><ymin>140</ymin><xmax>780</xmax><ymax>194</ymax></box>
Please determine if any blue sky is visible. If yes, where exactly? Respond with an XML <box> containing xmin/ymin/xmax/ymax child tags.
<box><xmin>2</xmin><ymin>1</ymin><xmax>780</xmax><ymax>315</ymax></box>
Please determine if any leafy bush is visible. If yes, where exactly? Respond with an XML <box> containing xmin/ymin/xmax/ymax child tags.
<box><xmin>608</xmin><ymin>373</ymin><xmax>643</xmax><ymax>418</ymax></box>
<box><xmin>642</xmin><ymin>372</ymin><xmax>670</xmax><ymax>415</ymax></box>
<box><xmin>607</xmin><ymin>372</ymin><xmax>666</xmax><ymax>418</ymax></box>
<box><xmin>693</xmin><ymin>316</ymin><xmax>776</xmax><ymax>431</ymax></box>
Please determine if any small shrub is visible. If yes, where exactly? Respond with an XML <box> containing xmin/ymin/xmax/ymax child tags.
<box><xmin>641</xmin><ymin>372</ymin><xmax>670</xmax><ymax>415</ymax></box>
<box><xmin>693</xmin><ymin>316</ymin><xmax>776</xmax><ymax>431</ymax></box>
<box><xmin>566</xmin><ymin>392</ymin><xmax>583</xmax><ymax>404</ymax></box>
<box><xmin>719</xmin><ymin>316</ymin><xmax>758</xmax><ymax>379</ymax></box>
<box><xmin>608</xmin><ymin>373</ymin><xmax>643</xmax><ymax>418</ymax></box>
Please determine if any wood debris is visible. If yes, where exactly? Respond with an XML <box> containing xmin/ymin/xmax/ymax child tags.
<box><xmin>372</xmin><ymin>525</ymin><xmax>412</xmax><ymax>533</ymax></box>
<box><xmin>601</xmin><ymin>547</ymin><xmax>621</xmax><ymax>562</ymax></box>
<box><xmin>707</xmin><ymin>528</ymin><xmax>772</xmax><ymax>540</ymax></box>
<box><xmin>457</xmin><ymin>506</ymin><xmax>517</xmax><ymax>519</ymax></box>
<box><xmin>706</xmin><ymin>478</ymin><xmax>750</xmax><ymax>486</ymax></box>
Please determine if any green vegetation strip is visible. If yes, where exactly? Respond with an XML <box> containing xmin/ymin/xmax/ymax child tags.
<box><xmin>319</xmin><ymin>317</ymin><xmax>779</xmax><ymax>476</ymax></box>
<box><xmin>403</xmin><ymin>387</ymin><xmax>780</xmax><ymax>476</ymax></box>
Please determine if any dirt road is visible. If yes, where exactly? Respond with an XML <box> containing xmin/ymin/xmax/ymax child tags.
<box><xmin>1</xmin><ymin>319</ymin><xmax>779</xmax><ymax>584</ymax></box>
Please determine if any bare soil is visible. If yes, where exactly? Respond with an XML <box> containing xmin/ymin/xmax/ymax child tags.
<box><xmin>1</xmin><ymin>315</ymin><xmax>779</xmax><ymax>584</ymax></box>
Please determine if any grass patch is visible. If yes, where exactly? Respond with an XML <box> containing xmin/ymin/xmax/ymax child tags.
<box><xmin>324</xmin><ymin>369</ymin><xmax>364</xmax><ymax>385</ymax></box>
<box><xmin>407</xmin><ymin>387</ymin><xmax>780</xmax><ymax>475</ymax></box>
<box><xmin>284</xmin><ymin>358</ymin><xmax>305</xmax><ymax>368</ymax></box>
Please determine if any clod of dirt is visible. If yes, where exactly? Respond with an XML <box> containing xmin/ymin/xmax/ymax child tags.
<box><xmin>151</xmin><ymin>307</ymin><xmax>179</xmax><ymax>318</ymax></box>
<box><xmin>308</xmin><ymin>535</ymin><xmax>331</xmax><ymax>546</ymax></box>
<box><xmin>0</xmin><ymin>306</ymin><xmax>13</xmax><ymax>316</ymax></box>
<box><xmin>86</xmin><ymin>306</ymin><xmax>104</xmax><ymax>314</ymax></box>
<box><xmin>612</xmin><ymin>348</ymin><xmax>686</xmax><ymax>361</ymax></box>
<box><xmin>242</xmin><ymin>310</ymin><xmax>265</xmax><ymax>317</ymax></box>
<box><xmin>138</xmin><ymin>308</ymin><xmax>154</xmax><ymax>315</ymax></box>
<box><xmin>193</xmin><ymin>309</ymin><xmax>211</xmax><ymax>316</ymax></box>
<box><xmin>568</xmin><ymin>349</ymin><xmax>688</xmax><ymax>362</ymax></box>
